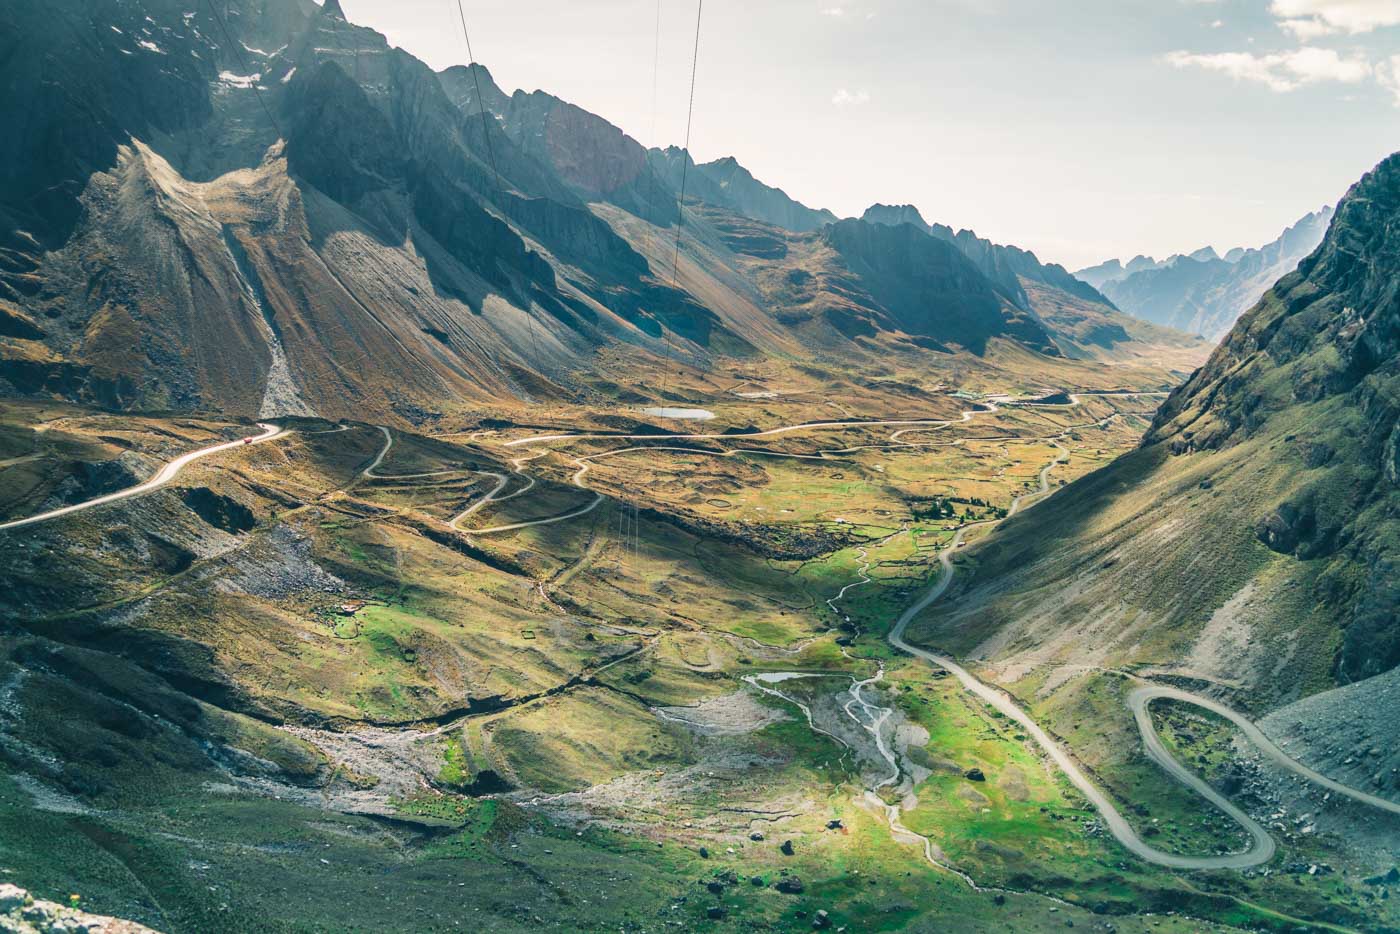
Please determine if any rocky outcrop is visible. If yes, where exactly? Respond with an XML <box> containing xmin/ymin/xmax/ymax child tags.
<box><xmin>0</xmin><ymin>884</ymin><xmax>158</xmax><ymax>933</ymax></box>
<box><xmin>691</xmin><ymin>156</ymin><xmax>838</xmax><ymax>232</ymax></box>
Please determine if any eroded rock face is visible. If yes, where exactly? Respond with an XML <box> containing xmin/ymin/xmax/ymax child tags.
<box><xmin>182</xmin><ymin>487</ymin><xmax>256</xmax><ymax>534</ymax></box>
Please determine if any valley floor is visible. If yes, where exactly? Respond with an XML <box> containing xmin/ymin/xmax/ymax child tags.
<box><xmin>0</xmin><ymin>360</ymin><xmax>1394</xmax><ymax>932</ymax></box>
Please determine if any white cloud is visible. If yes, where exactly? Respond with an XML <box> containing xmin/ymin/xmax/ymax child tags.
<box><xmin>1285</xmin><ymin>44</ymin><xmax>1375</xmax><ymax>80</ymax></box>
<box><xmin>1278</xmin><ymin>16</ymin><xmax>1339</xmax><ymax>37</ymax></box>
<box><xmin>1376</xmin><ymin>52</ymin><xmax>1400</xmax><ymax>101</ymax></box>
<box><xmin>1165</xmin><ymin>46</ymin><xmax>1372</xmax><ymax>91</ymax></box>
<box><xmin>822</xmin><ymin>6</ymin><xmax>845</xmax><ymax>15</ymax></box>
<box><xmin>1269</xmin><ymin>0</ymin><xmax>1400</xmax><ymax>34</ymax></box>
<box><xmin>831</xmin><ymin>88</ymin><xmax>871</xmax><ymax>105</ymax></box>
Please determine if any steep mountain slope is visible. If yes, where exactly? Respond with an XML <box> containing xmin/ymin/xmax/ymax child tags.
<box><xmin>820</xmin><ymin>219</ymin><xmax>1057</xmax><ymax>355</ymax></box>
<box><xmin>0</xmin><ymin>0</ymin><xmax>676</xmax><ymax>419</ymax></box>
<box><xmin>910</xmin><ymin>154</ymin><xmax>1400</xmax><ymax>711</ymax></box>
<box><xmin>438</xmin><ymin>64</ymin><xmax>678</xmax><ymax>227</ymax></box>
<box><xmin>1077</xmin><ymin>208</ymin><xmax>1333</xmax><ymax>339</ymax></box>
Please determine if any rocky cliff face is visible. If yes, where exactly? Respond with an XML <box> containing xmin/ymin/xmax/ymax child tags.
<box><xmin>1141</xmin><ymin>162</ymin><xmax>1399</xmax><ymax>678</ymax></box>
<box><xmin>1147</xmin><ymin>186</ymin><xmax>1388</xmax><ymax>455</ymax></box>
<box><xmin>0</xmin><ymin>0</ymin><xmax>220</xmax><ymax>253</ymax></box>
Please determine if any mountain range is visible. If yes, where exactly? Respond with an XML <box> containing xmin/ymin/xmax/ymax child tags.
<box><xmin>1076</xmin><ymin>207</ymin><xmax>1334</xmax><ymax>340</ymax></box>
<box><xmin>0</xmin><ymin>0</ymin><xmax>1204</xmax><ymax>425</ymax></box>
<box><xmin>8</xmin><ymin>1</ymin><xmax>1400</xmax><ymax>931</ymax></box>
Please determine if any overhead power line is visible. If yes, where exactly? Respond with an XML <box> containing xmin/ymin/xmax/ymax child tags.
<box><xmin>661</xmin><ymin>0</ymin><xmax>704</xmax><ymax>398</ymax></box>
<box><xmin>452</xmin><ymin>0</ymin><xmax>505</xmax><ymax>195</ymax></box>
<box><xmin>448</xmin><ymin>0</ymin><xmax>546</xmax><ymax>375</ymax></box>
<box><xmin>643</xmin><ymin>0</ymin><xmax>664</xmax><ymax>217</ymax></box>
<box><xmin>202</xmin><ymin>0</ymin><xmax>284</xmax><ymax>141</ymax></box>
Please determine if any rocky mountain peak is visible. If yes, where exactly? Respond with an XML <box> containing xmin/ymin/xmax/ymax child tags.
<box><xmin>861</xmin><ymin>203</ymin><xmax>932</xmax><ymax>231</ymax></box>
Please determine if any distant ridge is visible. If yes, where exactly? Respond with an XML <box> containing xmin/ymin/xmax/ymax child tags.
<box><xmin>650</xmin><ymin>147</ymin><xmax>840</xmax><ymax>232</ymax></box>
<box><xmin>861</xmin><ymin>203</ymin><xmax>1116</xmax><ymax>312</ymax></box>
<box><xmin>1075</xmin><ymin>207</ymin><xmax>1334</xmax><ymax>339</ymax></box>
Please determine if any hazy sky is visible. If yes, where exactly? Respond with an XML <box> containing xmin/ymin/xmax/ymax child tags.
<box><xmin>342</xmin><ymin>0</ymin><xmax>1400</xmax><ymax>270</ymax></box>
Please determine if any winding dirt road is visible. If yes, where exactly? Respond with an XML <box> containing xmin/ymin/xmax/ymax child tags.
<box><xmin>0</xmin><ymin>422</ymin><xmax>289</xmax><ymax>533</ymax></box>
<box><xmin>1130</xmin><ymin>686</ymin><xmax>1400</xmax><ymax>819</ymax></box>
<box><xmin>884</xmin><ymin>456</ymin><xmax>1283</xmax><ymax>869</ymax></box>
<box><xmin>884</xmin><ymin>444</ymin><xmax>1399</xmax><ymax>870</ymax></box>
<box><xmin>471</xmin><ymin>403</ymin><xmax>1006</xmax><ymax>534</ymax></box>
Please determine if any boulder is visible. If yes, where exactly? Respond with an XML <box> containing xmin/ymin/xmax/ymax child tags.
<box><xmin>0</xmin><ymin>886</ymin><xmax>26</xmax><ymax>912</ymax></box>
<box><xmin>1365</xmin><ymin>867</ymin><xmax>1400</xmax><ymax>886</ymax></box>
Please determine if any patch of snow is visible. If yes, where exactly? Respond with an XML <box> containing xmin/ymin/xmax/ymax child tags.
<box><xmin>281</xmin><ymin>67</ymin><xmax>297</xmax><ymax>84</ymax></box>
<box><xmin>219</xmin><ymin>71</ymin><xmax>262</xmax><ymax>88</ymax></box>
